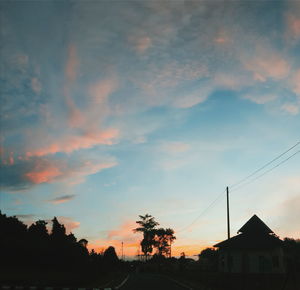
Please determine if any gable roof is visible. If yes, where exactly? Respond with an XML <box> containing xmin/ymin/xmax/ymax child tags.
<box><xmin>214</xmin><ymin>231</ymin><xmax>282</xmax><ymax>249</ymax></box>
<box><xmin>213</xmin><ymin>214</ymin><xmax>282</xmax><ymax>249</ymax></box>
<box><xmin>238</xmin><ymin>214</ymin><xmax>273</xmax><ymax>235</ymax></box>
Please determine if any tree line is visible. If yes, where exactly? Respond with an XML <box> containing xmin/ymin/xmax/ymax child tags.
<box><xmin>0</xmin><ymin>211</ymin><xmax>120</xmax><ymax>286</ymax></box>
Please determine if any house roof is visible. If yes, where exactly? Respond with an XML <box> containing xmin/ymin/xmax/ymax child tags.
<box><xmin>214</xmin><ymin>232</ymin><xmax>282</xmax><ymax>249</ymax></box>
<box><xmin>214</xmin><ymin>214</ymin><xmax>282</xmax><ymax>250</ymax></box>
<box><xmin>238</xmin><ymin>214</ymin><xmax>273</xmax><ymax>235</ymax></box>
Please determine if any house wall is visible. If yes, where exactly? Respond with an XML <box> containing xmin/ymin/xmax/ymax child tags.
<box><xmin>218</xmin><ymin>248</ymin><xmax>285</xmax><ymax>273</ymax></box>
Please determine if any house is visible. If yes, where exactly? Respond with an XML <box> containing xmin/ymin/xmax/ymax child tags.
<box><xmin>214</xmin><ymin>214</ymin><xmax>285</xmax><ymax>273</ymax></box>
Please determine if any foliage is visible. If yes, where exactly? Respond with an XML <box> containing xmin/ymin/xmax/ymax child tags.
<box><xmin>133</xmin><ymin>214</ymin><xmax>176</xmax><ymax>259</ymax></box>
<box><xmin>134</xmin><ymin>214</ymin><xmax>159</xmax><ymax>258</ymax></box>
<box><xmin>154</xmin><ymin>228</ymin><xmax>176</xmax><ymax>257</ymax></box>
<box><xmin>0</xmin><ymin>211</ymin><xmax>120</xmax><ymax>286</ymax></box>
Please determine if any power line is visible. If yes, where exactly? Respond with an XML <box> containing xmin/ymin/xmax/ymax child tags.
<box><xmin>229</xmin><ymin>141</ymin><xmax>300</xmax><ymax>189</ymax></box>
<box><xmin>177</xmin><ymin>189</ymin><xmax>225</xmax><ymax>233</ymax></box>
<box><xmin>177</xmin><ymin>142</ymin><xmax>300</xmax><ymax>233</ymax></box>
<box><xmin>231</xmin><ymin>150</ymin><xmax>300</xmax><ymax>193</ymax></box>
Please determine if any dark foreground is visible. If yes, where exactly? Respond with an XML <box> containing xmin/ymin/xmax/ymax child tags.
<box><xmin>118</xmin><ymin>272</ymin><xmax>189</xmax><ymax>290</ymax></box>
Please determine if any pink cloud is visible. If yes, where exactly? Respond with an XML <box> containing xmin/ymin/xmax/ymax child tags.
<box><xmin>132</xmin><ymin>36</ymin><xmax>152</xmax><ymax>53</ymax></box>
<box><xmin>25</xmin><ymin>166</ymin><xmax>62</xmax><ymax>184</ymax></box>
<box><xmin>48</xmin><ymin>194</ymin><xmax>75</xmax><ymax>204</ymax></box>
<box><xmin>244</xmin><ymin>51</ymin><xmax>290</xmax><ymax>82</ymax></box>
<box><xmin>19</xmin><ymin>155</ymin><xmax>117</xmax><ymax>187</ymax></box>
<box><xmin>89</xmin><ymin>78</ymin><xmax>118</xmax><ymax>105</ymax></box>
<box><xmin>57</xmin><ymin>216</ymin><xmax>80</xmax><ymax>233</ymax></box>
<box><xmin>66</xmin><ymin>160</ymin><xmax>118</xmax><ymax>185</ymax></box>
<box><xmin>66</xmin><ymin>95</ymin><xmax>86</xmax><ymax>128</ymax></box>
<box><xmin>286</xmin><ymin>13</ymin><xmax>300</xmax><ymax>40</ymax></box>
<box><xmin>27</xmin><ymin>128</ymin><xmax>119</xmax><ymax>157</ymax></box>
<box><xmin>65</xmin><ymin>45</ymin><xmax>79</xmax><ymax>83</ymax></box>
<box><xmin>214</xmin><ymin>30</ymin><xmax>231</xmax><ymax>45</ymax></box>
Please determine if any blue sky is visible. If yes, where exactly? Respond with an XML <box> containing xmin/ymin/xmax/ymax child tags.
<box><xmin>0</xmin><ymin>0</ymin><xmax>299</xmax><ymax>257</ymax></box>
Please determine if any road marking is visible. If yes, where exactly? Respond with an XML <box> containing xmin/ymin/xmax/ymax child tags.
<box><xmin>114</xmin><ymin>275</ymin><xmax>130</xmax><ymax>290</ymax></box>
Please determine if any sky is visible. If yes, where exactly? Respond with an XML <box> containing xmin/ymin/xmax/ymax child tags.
<box><xmin>0</xmin><ymin>0</ymin><xmax>300</xmax><ymax>258</ymax></box>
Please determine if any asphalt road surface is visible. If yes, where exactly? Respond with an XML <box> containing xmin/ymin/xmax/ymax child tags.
<box><xmin>118</xmin><ymin>273</ymin><xmax>190</xmax><ymax>290</ymax></box>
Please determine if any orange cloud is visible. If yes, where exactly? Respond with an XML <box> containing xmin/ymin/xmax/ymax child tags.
<box><xmin>27</xmin><ymin>128</ymin><xmax>119</xmax><ymax>157</ymax></box>
<box><xmin>88</xmin><ymin>221</ymin><xmax>140</xmax><ymax>256</ymax></box>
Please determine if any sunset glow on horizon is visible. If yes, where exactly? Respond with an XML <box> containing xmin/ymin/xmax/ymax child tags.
<box><xmin>1</xmin><ymin>0</ymin><xmax>299</xmax><ymax>259</ymax></box>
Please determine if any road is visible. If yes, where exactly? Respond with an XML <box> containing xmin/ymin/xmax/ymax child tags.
<box><xmin>117</xmin><ymin>272</ymin><xmax>190</xmax><ymax>290</ymax></box>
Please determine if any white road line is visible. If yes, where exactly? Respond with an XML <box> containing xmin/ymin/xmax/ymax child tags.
<box><xmin>114</xmin><ymin>275</ymin><xmax>130</xmax><ymax>290</ymax></box>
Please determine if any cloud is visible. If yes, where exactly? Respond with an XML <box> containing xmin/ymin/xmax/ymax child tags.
<box><xmin>48</xmin><ymin>194</ymin><xmax>76</xmax><ymax>204</ymax></box>
<box><xmin>65</xmin><ymin>45</ymin><xmax>79</xmax><ymax>84</ymax></box>
<box><xmin>281</xmin><ymin>103</ymin><xmax>299</xmax><ymax>115</ymax></box>
<box><xmin>173</xmin><ymin>91</ymin><xmax>209</xmax><ymax>108</ymax></box>
<box><xmin>286</xmin><ymin>14</ymin><xmax>300</xmax><ymax>40</ymax></box>
<box><xmin>89</xmin><ymin>78</ymin><xmax>118</xmax><ymax>105</ymax></box>
<box><xmin>26</xmin><ymin>128</ymin><xmax>119</xmax><ymax>157</ymax></box>
<box><xmin>290</xmin><ymin>69</ymin><xmax>300</xmax><ymax>95</ymax></box>
<box><xmin>88</xmin><ymin>221</ymin><xmax>140</xmax><ymax>256</ymax></box>
<box><xmin>57</xmin><ymin>216</ymin><xmax>80</xmax><ymax>233</ymax></box>
<box><xmin>243</xmin><ymin>50</ymin><xmax>290</xmax><ymax>82</ymax></box>
<box><xmin>0</xmin><ymin>153</ymin><xmax>117</xmax><ymax>190</ymax></box>
<box><xmin>130</xmin><ymin>36</ymin><xmax>152</xmax><ymax>53</ymax></box>
<box><xmin>31</xmin><ymin>78</ymin><xmax>42</xmax><ymax>94</ymax></box>
<box><xmin>25</xmin><ymin>165</ymin><xmax>62</xmax><ymax>184</ymax></box>
<box><xmin>160</xmin><ymin>142</ymin><xmax>190</xmax><ymax>154</ymax></box>
<box><xmin>243</xmin><ymin>93</ymin><xmax>278</xmax><ymax>105</ymax></box>
<box><xmin>285</xmin><ymin>1</ymin><xmax>300</xmax><ymax>41</ymax></box>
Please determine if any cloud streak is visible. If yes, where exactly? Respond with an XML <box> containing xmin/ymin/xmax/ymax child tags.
<box><xmin>48</xmin><ymin>194</ymin><xmax>76</xmax><ymax>204</ymax></box>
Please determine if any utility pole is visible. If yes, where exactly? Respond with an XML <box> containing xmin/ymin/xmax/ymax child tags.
<box><xmin>121</xmin><ymin>241</ymin><xmax>124</xmax><ymax>260</ymax></box>
<box><xmin>226</xmin><ymin>186</ymin><xmax>230</xmax><ymax>240</ymax></box>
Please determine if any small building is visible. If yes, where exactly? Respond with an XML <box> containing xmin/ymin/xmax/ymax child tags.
<box><xmin>214</xmin><ymin>214</ymin><xmax>285</xmax><ymax>273</ymax></box>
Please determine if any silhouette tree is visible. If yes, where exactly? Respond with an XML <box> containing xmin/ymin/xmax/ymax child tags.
<box><xmin>78</xmin><ymin>238</ymin><xmax>88</xmax><ymax>248</ymax></box>
<box><xmin>28</xmin><ymin>220</ymin><xmax>48</xmax><ymax>239</ymax></box>
<box><xmin>133</xmin><ymin>214</ymin><xmax>159</xmax><ymax>259</ymax></box>
<box><xmin>198</xmin><ymin>247</ymin><xmax>219</xmax><ymax>271</ymax></box>
<box><xmin>154</xmin><ymin>228</ymin><xmax>176</xmax><ymax>257</ymax></box>
<box><xmin>51</xmin><ymin>217</ymin><xmax>66</xmax><ymax>241</ymax></box>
